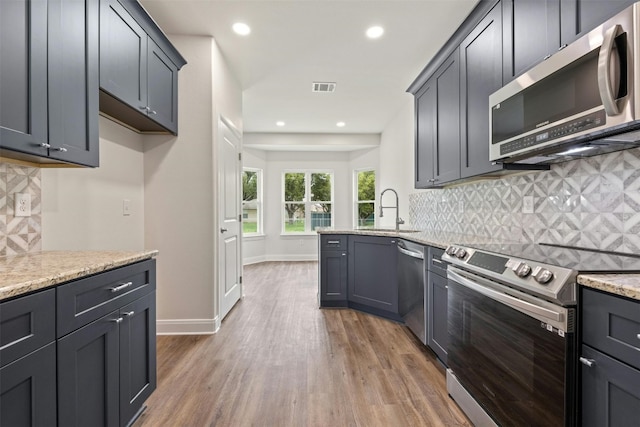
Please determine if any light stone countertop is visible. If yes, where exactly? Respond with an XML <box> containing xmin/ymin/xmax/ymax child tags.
<box><xmin>317</xmin><ymin>228</ymin><xmax>501</xmax><ymax>250</ymax></box>
<box><xmin>0</xmin><ymin>250</ymin><xmax>159</xmax><ymax>301</ymax></box>
<box><xmin>578</xmin><ymin>274</ymin><xmax>640</xmax><ymax>301</ymax></box>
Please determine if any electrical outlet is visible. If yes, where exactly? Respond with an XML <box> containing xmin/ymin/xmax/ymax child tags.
<box><xmin>14</xmin><ymin>193</ymin><xmax>31</xmax><ymax>217</ymax></box>
<box><xmin>123</xmin><ymin>199</ymin><xmax>131</xmax><ymax>216</ymax></box>
<box><xmin>523</xmin><ymin>195</ymin><xmax>534</xmax><ymax>214</ymax></box>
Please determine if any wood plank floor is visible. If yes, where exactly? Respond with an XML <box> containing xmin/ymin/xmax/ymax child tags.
<box><xmin>135</xmin><ymin>261</ymin><xmax>471</xmax><ymax>426</ymax></box>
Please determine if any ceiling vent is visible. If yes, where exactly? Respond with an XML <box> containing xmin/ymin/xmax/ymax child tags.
<box><xmin>312</xmin><ymin>82</ymin><xmax>336</xmax><ymax>93</ymax></box>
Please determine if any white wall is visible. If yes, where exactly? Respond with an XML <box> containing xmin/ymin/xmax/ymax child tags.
<box><xmin>42</xmin><ymin>117</ymin><xmax>145</xmax><ymax>250</ymax></box>
<box><xmin>377</xmin><ymin>96</ymin><xmax>417</xmax><ymax>228</ymax></box>
<box><xmin>144</xmin><ymin>35</ymin><xmax>242</xmax><ymax>334</ymax></box>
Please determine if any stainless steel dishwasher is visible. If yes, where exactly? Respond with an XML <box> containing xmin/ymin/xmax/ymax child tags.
<box><xmin>397</xmin><ymin>239</ymin><xmax>426</xmax><ymax>344</ymax></box>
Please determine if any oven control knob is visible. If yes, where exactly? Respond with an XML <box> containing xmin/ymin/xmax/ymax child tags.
<box><xmin>532</xmin><ymin>266</ymin><xmax>554</xmax><ymax>284</ymax></box>
<box><xmin>512</xmin><ymin>261</ymin><xmax>532</xmax><ymax>278</ymax></box>
<box><xmin>455</xmin><ymin>248</ymin><xmax>467</xmax><ymax>259</ymax></box>
<box><xmin>446</xmin><ymin>246</ymin><xmax>458</xmax><ymax>256</ymax></box>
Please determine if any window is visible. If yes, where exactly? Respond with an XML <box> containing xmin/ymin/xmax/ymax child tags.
<box><xmin>242</xmin><ymin>168</ymin><xmax>262</xmax><ymax>235</ymax></box>
<box><xmin>355</xmin><ymin>169</ymin><xmax>376</xmax><ymax>228</ymax></box>
<box><xmin>283</xmin><ymin>171</ymin><xmax>333</xmax><ymax>233</ymax></box>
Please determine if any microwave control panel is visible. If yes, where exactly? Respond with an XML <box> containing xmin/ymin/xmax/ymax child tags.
<box><xmin>499</xmin><ymin>110</ymin><xmax>606</xmax><ymax>156</ymax></box>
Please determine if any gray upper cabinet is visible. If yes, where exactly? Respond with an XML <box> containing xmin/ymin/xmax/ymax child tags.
<box><xmin>0</xmin><ymin>0</ymin><xmax>48</xmax><ymax>157</ymax></box>
<box><xmin>414</xmin><ymin>50</ymin><xmax>461</xmax><ymax>188</ymax></box>
<box><xmin>99</xmin><ymin>0</ymin><xmax>186</xmax><ymax>135</ymax></box>
<box><xmin>561</xmin><ymin>0</ymin><xmax>637</xmax><ymax>46</ymax></box>
<box><xmin>502</xmin><ymin>0</ymin><xmax>560</xmax><ymax>83</ymax></box>
<box><xmin>0</xmin><ymin>0</ymin><xmax>98</xmax><ymax>167</ymax></box>
<box><xmin>460</xmin><ymin>3</ymin><xmax>504</xmax><ymax>178</ymax></box>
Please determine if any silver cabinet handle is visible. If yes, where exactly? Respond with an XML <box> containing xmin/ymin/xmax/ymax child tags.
<box><xmin>579</xmin><ymin>357</ymin><xmax>595</xmax><ymax>368</ymax></box>
<box><xmin>39</xmin><ymin>143</ymin><xmax>51</xmax><ymax>148</ymax></box>
<box><xmin>54</xmin><ymin>147</ymin><xmax>68</xmax><ymax>152</ymax></box>
<box><xmin>327</xmin><ymin>240</ymin><xmax>340</xmax><ymax>244</ymax></box>
<box><xmin>342</xmin><ymin>253</ymin><xmax>346</xmax><ymax>256</ymax></box>
<box><xmin>637</xmin><ymin>333</ymin><xmax>640</xmax><ymax>340</ymax></box>
<box><xmin>110</xmin><ymin>281</ymin><xmax>133</xmax><ymax>292</ymax></box>
<box><xmin>123</xmin><ymin>311</ymin><xmax>135</xmax><ymax>317</ymax></box>
<box><xmin>110</xmin><ymin>317</ymin><xmax>124</xmax><ymax>323</ymax></box>
<box><xmin>432</xmin><ymin>258</ymin><xmax>444</xmax><ymax>265</ymax></box>
<box><xmin>148</xmin><ymin>109</ymin><xmax>157</xmax><ymax>115</ymax></box>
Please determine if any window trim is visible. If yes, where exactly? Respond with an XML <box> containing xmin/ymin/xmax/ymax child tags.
<box><xmin>353</xmin><ymin>168</ymin><xmax>376</xmax><ymax>229</ymax></box>
<box><xmin>242</xmin><ymin>167</ymin><xmax>263</xmax><ymax>237</ymax></box>
<box><xmin>281</xmin><ymin>169</ymin><xmax>335</xmax><ymax>234</ymax></box>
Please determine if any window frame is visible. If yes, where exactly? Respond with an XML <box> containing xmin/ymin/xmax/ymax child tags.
<box><xmin>242</xmin><ymin>167</ymin><xmax>263</xmax><ymax>237</ymax></box>
<box><xmin>281</xmin><ymin>170</ymin><xmax>334</xmax><ymax>235</ymax></box>
<box><xmin>353</xmin><ymin>168</ymin><xmax>376</xmax><ymax>229</ymax></box>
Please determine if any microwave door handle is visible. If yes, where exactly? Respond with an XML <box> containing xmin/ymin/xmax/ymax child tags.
<box><xmin>597</xmin><ymin>24</ymin><xmax>621</xmax><ymax>116</ymax></box>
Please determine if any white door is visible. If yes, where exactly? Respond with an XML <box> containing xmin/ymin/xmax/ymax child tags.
<box><xmin>218</xmin><ymin>117</ymin><xmax>242</xmax><ymax>321</ymax></box>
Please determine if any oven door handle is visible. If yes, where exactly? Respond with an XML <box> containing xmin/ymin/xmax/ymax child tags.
<box><xmin>447</xmin><ymin>269</ymin><xmax>564</xmax><ymax>324</ymax></box>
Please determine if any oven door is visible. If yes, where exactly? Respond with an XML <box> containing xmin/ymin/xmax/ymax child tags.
<box><xmin>447</xmin><ymin>267</ymin><xmax>577</xmax><ymax>427</ymax></box>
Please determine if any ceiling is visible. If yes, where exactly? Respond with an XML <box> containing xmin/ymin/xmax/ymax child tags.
<box><xmin>140</xmin><ymin>0</ymin><xmax>479</xmax><ymax>136</ymax></box>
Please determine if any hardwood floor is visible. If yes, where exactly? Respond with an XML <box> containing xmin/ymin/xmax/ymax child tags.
<box><xmin>135</xmin><ymin>261</ymin><xmax>471</xmax><ymax>426</ymax></box>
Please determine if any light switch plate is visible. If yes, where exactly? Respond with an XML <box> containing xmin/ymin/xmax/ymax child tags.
<box><xmin>14</xmin><ymin>193</ymin><xmax>31</xmax><ymax>217</ymax></box>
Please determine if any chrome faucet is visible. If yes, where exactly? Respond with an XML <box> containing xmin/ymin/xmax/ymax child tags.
<box><xmin>379</xmin><ymin>188</ymin><xmax>405</xmax><ymax>231</ymax></box>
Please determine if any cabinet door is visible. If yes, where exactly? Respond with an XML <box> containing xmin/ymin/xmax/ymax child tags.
<box><xmin>415</xmin><ymin>81</ymin><xmax>436</xmax><ymax>188</ymax></box>
<box><xmin>147</xmin><ymin>39</ymin><xmax>179</xmax><ymax>134</ymax></box>
<box><xmin>0</xmin><ymin>0</ymin><xmax>48</xmax><ymax>157</ymax></box>
<box><xmin>320</xmin><ymin>250</ymin><xmax>348</xmax><ymax>305</ymax></box>
<box><xmin>348</xmin><ymin>235</ymin><xmax>398</xmax><ymax>313</ymax></box>
<box><xmin>581</xmin><ymin>345</ymin><xmax>640</xmax><ymax>427</ymax></box>
<box><xmin>460</xmin><ymin>3</ymin><xmax>503</xmax><ymax>179</ymax></box>
<box><xmin>100</xmin><ymin>0</ymin><xmax>147</xmax><ymax>113</ymax></box>
<box><xmin>119</xmin><ymin>292</ymin><xmax>157</xmax><ymax>427</ymax></box>
<box><xmin>47</xmin><ymin>0</ymin><xmax>99</xmax><ymax>167</ymax></box>
<box><xmin>427</xmin><ymin>271</ymin><xmax>448</xmax><ymax>364</ymax></box>
<box><xmin>58</xmin><ymin>311</ymin><xmax>120</xmax><ymax>427</ymax></box>
<box><xmin>561</xmin><ymin>0</ymin><xmax>636</xmax><ymax>46</ymax></box>
<box><xmin>503</xmin><ymin>0</ymin><xmax>560</xmax><ymax>82</ymax></box>
<box><xmin>0</xmin><ymin>342</ymin><xmax>56</xmax><ymax>427</ymax></box>
<box><xmin>433</xmin><ymin>50</ymin><xmax>461</xmax><ymax>185</ymax></box>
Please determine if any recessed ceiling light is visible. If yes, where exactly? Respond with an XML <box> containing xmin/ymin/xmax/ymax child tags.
<box><xmin>336</xmin><ymin>121</ymin><xmax>346</xmax><ymax>128</ymax></box>
<box><xmin>232</xmin><ymin>22</ymin><xmax>251</xmax><ymax>36</ymax></box>
<box><xmin>366</xmin><ymin>26</ymin><xmax>384</xmax><ymax>39</ymax></box>
<box><xmin>276</xmin><ymin>121</ymin><xmax>285</xmax><ymax>127</ymax></box>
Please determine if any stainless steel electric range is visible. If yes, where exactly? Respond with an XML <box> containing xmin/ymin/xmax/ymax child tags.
<box><xmin>442</xmin><ymin>242</ymin><xmax>640</xmax><ymax>427</ymax></box>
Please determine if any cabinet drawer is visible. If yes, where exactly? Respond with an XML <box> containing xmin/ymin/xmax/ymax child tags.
<box><xmin>57</xmin><ymin>259</ymin><xmax>156</xmax><ymax>337</ymax></box>
<box><xmin>321</xmin><ymin>235</ymin><xmax>347</xmax><ymax>250</ymax></box>
<box><xmin>582</xmin><ymin>288</ymin><xmax>640</xmax><ymax>370</ymax></box>
<box><xmin>0</xmin><ymin>289</ymin><xmax>55</xmax><ymax>367</ymax></box>
<box><xmin>427</xmin><ymin>247</ymin><xmax>448</xmax><ymax>277</ymax></box>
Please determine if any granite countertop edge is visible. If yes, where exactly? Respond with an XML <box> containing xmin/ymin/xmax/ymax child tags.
<box><xmin>577</xmin><ymin>274</ymin><xmax>640</xmax><ymax>301</ymax></box>
<box><xmin>318</xmin><ymin>228</ymin><xmax>640</xmax><ymax>301</ymax></box>
<box><xmin>0</xmin><ymin>250</ymin><xmax>159</xmax><ymax>301</ymax></box>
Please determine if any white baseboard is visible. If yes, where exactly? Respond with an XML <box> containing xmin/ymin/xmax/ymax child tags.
<box><xmin>156</xmin><ymin>317</ymin><xmax>219</xmax><ymax>335</ymax></box>
<box><xmin>243</xmin><ymin>255</ymin><xmax>267</xmax><ymax>265</ymax></box>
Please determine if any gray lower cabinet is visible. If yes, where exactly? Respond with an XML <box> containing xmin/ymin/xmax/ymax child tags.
<box><xmin>0</xmin><ymin>289</ymin><xmax>57</xmax><ymax>426</ymax></box>
<box><xmin>348</xmin><ymin>235</ymin><xmax>399</xmax><ymax>318</ymax></box>
<box><xmin>0</xmin><ymin>259</ymin><xmax>156</xmax><ymax>427</ymax></box>
<box><xmin>58</xmin><ymin>291</ymin><xmax>156</xmax><ymax>427</ymax></box>
<box><xmin>426</xmin><ymin>247</ymin><xmax>448</xmax><ymax>364</ymax></box>
<box><xmin>0</xmin><ymin>0</ymin><xmax>99</xmax><ymax>167</ymax></box>
<box><xmin>319</xmin><ymin>235</ymin><xmax>348</xmax><ymax>306</ymax></box>
<box><xmin>580</xmin><ymin>288</ymin><xmax>640</xmax><ymax>427</ymax></box>
<box><xmin>99</xmin><ymin>0</ymin><xmax>185</xmax><ymax>135</ymax></box>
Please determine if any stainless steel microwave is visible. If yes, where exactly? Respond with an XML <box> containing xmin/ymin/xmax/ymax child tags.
<box><xmin>489</xmin><ymin>3</ymin><xmax>640</xmax><ymax>164</ymax></box>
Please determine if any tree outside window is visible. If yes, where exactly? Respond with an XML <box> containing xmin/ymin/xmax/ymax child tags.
<box><xmin>283</xmin><ymin>171</ymin><xmax>333</xmax><ymax>233</ymax></box>
<box><xmin>355</xmin><ymin>170</ymin><xmax>375</xmax><ymax>228</ymax></box>
<box><xmin>242</xmin><ymin>168</ymin><xmax>262</xmax><ymax>234</ymax></box>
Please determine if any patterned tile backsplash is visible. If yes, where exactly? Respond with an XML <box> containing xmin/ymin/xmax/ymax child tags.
<box><xmin>0</xmin><ymin>162</ymin><xmax>42</xmax><ymax>256</ymax></box>
<box><xmin>409</xmin><ymin>147</ymin><xmax>640</xmax><ymax>254</ymax></box>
